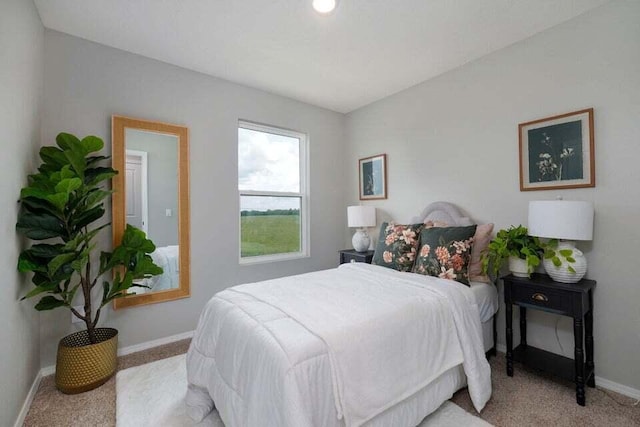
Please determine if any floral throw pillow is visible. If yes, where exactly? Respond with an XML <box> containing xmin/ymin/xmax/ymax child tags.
<box><xmin>413</xmin><ymin>225</ymin><xmax>477</xmax><ymax>285</ymax></box>
<box><xmin>372</xmin><ymin>222</ymin><xmax>423</xmax><ymax>272</ymax></box>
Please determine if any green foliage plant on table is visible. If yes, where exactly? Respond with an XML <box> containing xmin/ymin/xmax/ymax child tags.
<box><xmin>16</xmin><ymin>133</ymin><xmax>162</xmax><ymax>344</ymax></box>
<box><xmin>542</xmin><ymin>239</ymin><xmax>578</xmax><ymax>274</ymax></box>
<box><xmin>480</xmin><ymin>225</ymin><xmax>543</xmax><ymax>278</ymax></box>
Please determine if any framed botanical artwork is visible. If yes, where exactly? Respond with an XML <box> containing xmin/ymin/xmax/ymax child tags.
<box><xmin>359</xmin><ymin>153</ymin><xmax>387</xmax><ymax>200</ymax></box>
<box><xmin>519</xmin><ymin>108</ymin><xmax>595</xmax><ymax>191</ymax></box>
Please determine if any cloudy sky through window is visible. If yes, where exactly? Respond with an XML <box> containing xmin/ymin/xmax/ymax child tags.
<box><xmin>239</xmin><ymin>127</ymin><xmax>300</xmax><ymax>211</ymax></box>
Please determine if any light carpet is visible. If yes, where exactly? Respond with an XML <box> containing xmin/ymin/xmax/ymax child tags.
<box><xmin>116</xmin><ymin>354</ymin><xmax>491</xmax><ymax>427</ymax></box>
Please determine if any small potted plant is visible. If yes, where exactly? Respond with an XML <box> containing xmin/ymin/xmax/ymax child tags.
<box><xmin>481</xmin><ymin>225</ymin><xmax>543</xmax><ymax>278</ymax></box>
<box><xmin>16</xmin><ymin>133</ymin><xmax>163</xmax><ymax>393</ymax></box>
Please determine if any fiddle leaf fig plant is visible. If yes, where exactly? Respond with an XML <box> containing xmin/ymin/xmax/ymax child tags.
<box><xmin>16</xmin><ymin>133</ymin><xmax>163</xmax><ymax>344</ymax></box>
<box><xmin>480</xmin><ymin>225</ymin><xmax>543</xmax><ymax>278</ymax></box>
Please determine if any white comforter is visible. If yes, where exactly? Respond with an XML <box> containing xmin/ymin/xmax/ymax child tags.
<box><xmin>186</xmin><ymin>263</ymin><xmax>491</xmax><ymax>427</ymax></box>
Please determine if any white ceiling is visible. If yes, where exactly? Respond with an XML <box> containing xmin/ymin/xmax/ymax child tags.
<box><xmin>34</xmin><ymin>0</ymin><xmax>610</xmax><ymax>113</ymax></box>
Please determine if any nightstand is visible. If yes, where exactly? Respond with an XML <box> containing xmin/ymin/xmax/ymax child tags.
<box><xmin>503</xmin><ymin>273</ymin><xmax>596</xmax><ymax>406</ymax></box>
<box><xmin>339</xmin><ymin>249</ymin><xmax>374</xmax><ymax>265</ymax></box>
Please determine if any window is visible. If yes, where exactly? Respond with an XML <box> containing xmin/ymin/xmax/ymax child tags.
<box><xmin>238</xmin><ymin>121</ymin><xmax>308</xmax><ymax>263</ymax></box>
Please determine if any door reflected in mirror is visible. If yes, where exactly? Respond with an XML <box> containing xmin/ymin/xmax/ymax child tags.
<box><xmin>112</xmin><ymin>116</ymin><xmax>189</xmax><ymax>308</ymax></box>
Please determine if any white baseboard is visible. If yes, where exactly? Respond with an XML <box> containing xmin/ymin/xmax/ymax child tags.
<box><xmin>117</xmin><ymin>330</ymin><xmax>194</xmax><ymax>357</ymax></box>
<box><xmin>594</xmin><ymin>376</ymin><xmax>640</xmax><ymax>400</ymax></box>
<box><xmin>13</xmin><ymin>370</ymin><xmax>43</xmax><ymax>427</ymax></box>
<box><xmin>493</xmin><ymin>343</ymin><xmax>640</xmax><ymax>400</ymax></box>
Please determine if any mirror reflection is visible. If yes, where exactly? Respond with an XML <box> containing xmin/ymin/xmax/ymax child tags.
<box><xmin>112</xmin><ymin>115</ymin><xmax>189</xmax><ymax>309</ymax></box>
<box><xmin>124</xmin><ymin>129</ymin><xmax>180</xmax><ymax>294</ymax></box>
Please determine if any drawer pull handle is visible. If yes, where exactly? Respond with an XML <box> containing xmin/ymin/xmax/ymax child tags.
<box><xmin>532</xmin><ymin>293</ymin><xmax>548</xmax><ymax>302</ymax></box>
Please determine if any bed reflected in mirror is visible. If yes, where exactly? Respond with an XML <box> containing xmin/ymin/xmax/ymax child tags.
<box><xmin>112</xmin><ymin>116</ymin><xmax>190</xmax><ymax>309</ymax></box>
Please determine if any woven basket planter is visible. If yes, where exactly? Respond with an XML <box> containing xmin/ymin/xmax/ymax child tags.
<box><xmin>55</xmin><ymin>327</ymin><xmax>118</xmax><ymax>394</ymax></box>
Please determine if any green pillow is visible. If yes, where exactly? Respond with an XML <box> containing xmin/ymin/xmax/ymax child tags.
<box><xmin>372</xmin><ymin>222</ymin><xmax>423</xmax><ymax>272</ymax></box>
<box><xmin>413</xmin><ymin>225</ymin><xmax>477</xmax><ymax>285</ymax></box>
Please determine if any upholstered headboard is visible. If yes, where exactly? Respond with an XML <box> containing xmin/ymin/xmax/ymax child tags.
<box><xmin>409</xmin><ymin>201</ymin><xmax>474</xmax><ymax>226</ymax></box>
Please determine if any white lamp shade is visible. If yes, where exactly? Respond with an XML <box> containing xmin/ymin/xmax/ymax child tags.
<box><xmin>347</xmin><ymin>205</ymin><xmax>376</xmax><ymax>228</ymax></box>
<box><xmin>528</xmin><ymin>200</ymin><xmax>594</xmax><ymax>241</ymax></box>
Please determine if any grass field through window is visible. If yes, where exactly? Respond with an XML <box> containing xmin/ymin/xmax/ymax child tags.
<box><xmin>241</xmin><ymin>214</ymin><xmax>301</xmax><ymax>257</ymax></box>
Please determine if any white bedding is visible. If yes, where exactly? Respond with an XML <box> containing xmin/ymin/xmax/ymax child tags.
<box><xmin>469</xmin><ymin>281</ymin><xmax>499</xmax><ymax>324</ymax></box>
<box><xmin>186</xmin><ymin>263</ymin><xmax>492</xmax><ymax>427</ymax></box>
<box><xmin>136</xmin><ymin>245</ymin><xmax>179</xmax><ymax>293</ymax></box>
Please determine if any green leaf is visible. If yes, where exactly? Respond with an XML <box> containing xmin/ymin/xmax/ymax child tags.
<box><xmin>34</xmin><ymin>296</ymin><xmax>66</xmax><ymax>311</ymax></box>
<box><xmin>20</xmin><ymin>187</ymin><xmax>51</xmax><ymax>202</ymax></box>
<box><xmin>70</xmin><ymin>205</ymin><xmax>105</xmax><ymax>230</ymax></box>
<box><xmin>565</xmin><ymin>256</ymin><xmax>576</xmax><ymax>263</ymax></box>
<box><xmin>28</xmin><ymin>244</ymin><xmax>65</xmax><ymax>258</ymax></box>
<box><xmin>48</xmin><ymin>252</ymin><xmax>77</xmax><ymax>277</ymax></box>
<box><xmin>39</xmin><ymin>146</ymin><xmax>67</xmax><ymax>169</ymax></box>
<box><xmin>84</xmin><ymin>189</ymin><xmax>111</xmax><ymax>209</ymax></box>
<box><xmin>81</xmin><ymin>136</ymin><xmax>104</xmax><ymax>153</ymax></box>
<box><xmin>17</xmin><ymin>254</ymin><xmax>40</xmax><ymax>273</ymax></box>
<box><xmin>54</xmin><ymin>177</ymin><xmax>82</xmax><ymax>194</ymax></box>
<box><xmin>22</xmin><ymin>282</ymin><xmax>60</xmax><ymax>300</ymax></box>
<box><xmin>71</xmin><ymin>251</ymin><xmax>89</xmax><ymax>273</ymax></box>
<box><xmin>122</xmin><ymin>225</ymin><xmax>156</xmax><ymax>253</ymax></box>
<box><xmin>552</xmin><ymin>256</ymin><xmax>562</xmax><ymax>267</ymax></box>
<box><xmin>56</xmin><ymin>133</ymin><xmax>82</xmax><ymax>151</ymax></box>
<box><xmin>45</xmin><ymin>192</ymin><xmax>69</xmax><ymax>212</ymax></box>
<box><xmin>20</xmin><ymin>197</ymin><xmax>63</xmax><ymax>219</ymax></box>
<box><xmin>16</xmin><ymin>211</ymin><xmax>65</xmax><ymax>240</ymax></box>
<box><xmin>63</xmin><ymin>149</ymin><xmax>87</xmax><ymax>179</ymax></box>
<box><xmin>559</xmin><ymin>249</ymin><xmax>573</xmax><ymax>257</ymax></box>
<box><xmin>568</xmin><ymin>266</ymin><xmax>577</xmax><ymax>274</ymax></box>
<box><xmin>85</xmin><ymin>167</ymin><xmax>117</xmax><ymax>186</ymax></box>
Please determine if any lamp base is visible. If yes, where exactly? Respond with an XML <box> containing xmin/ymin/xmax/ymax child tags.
<box><xmin>543</xmin><ymin>241</ymin><xmax>587</xmax><ymax>283</ymax></box>
<box><xmin>352</xmin><ymin>229</ymin><xmax>370</xmax><ymax>252</ymax></box>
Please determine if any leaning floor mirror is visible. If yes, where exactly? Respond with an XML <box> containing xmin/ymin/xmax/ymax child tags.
<box><xmin>111</xmin><ymin>116</ymin><xmax>190</xmax><ymax>309</ymax></box>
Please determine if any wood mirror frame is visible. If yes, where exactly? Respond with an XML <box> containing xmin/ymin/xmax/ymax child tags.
<box><xmin>111</xmin><ymin>115</ymin><xmax>190</xmax><ymax>309</ymax></box>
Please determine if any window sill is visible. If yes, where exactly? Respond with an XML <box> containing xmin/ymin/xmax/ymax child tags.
<box><xmin>239</xmin><ymin>252</ymin><xmax>310</xmax><ymax>266</ymax></box>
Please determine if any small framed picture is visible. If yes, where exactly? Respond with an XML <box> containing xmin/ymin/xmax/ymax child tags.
<box><xmin>519</xmin><ymin>108</ymin><xmax>595</xmax><ymax>191</ymax></box>
<box><xmin>359</xmin><ymin>154</ymin><xmax>387</xmax><ymax>200</ymax></box>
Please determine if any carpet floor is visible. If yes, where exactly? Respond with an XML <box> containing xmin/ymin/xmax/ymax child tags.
<box><xmin>23</xmin><ymin>340</ymin><xmax>640</xmax><ymax>426</ymax></box>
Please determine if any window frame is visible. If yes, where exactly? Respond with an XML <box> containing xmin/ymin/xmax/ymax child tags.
<box><xmin>238</xmin><ymin>120</ymin><xmax>310</xmax><ymax>264</ymax></box>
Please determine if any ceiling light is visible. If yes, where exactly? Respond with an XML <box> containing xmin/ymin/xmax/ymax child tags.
<box><xmin>313</xmin><ymin>0</ymin><xmax>337</xmax><ymax>14</ymax></box>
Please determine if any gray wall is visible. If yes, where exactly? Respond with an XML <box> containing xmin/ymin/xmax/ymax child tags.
<box><xmin>0</xmin><ymin>0</ymin><xmax>43</xmax><ymax>425</ymax></box>
<box><xmin>127</xmin><ymin>129</ymin><xmax>179</xmax><ymax>247</ymax></box>
<box><xmin>345</xmin><ymin>0</ymin><xmax>640</xmax><ymax>390</ymax></box>
<box><xmin>40</xmin><ymin>30</ymin><xmax>346</xmax><ymax>367</ymax></box>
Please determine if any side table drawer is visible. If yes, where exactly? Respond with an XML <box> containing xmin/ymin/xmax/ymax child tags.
<box><xmin>511</xmin><ymin>285</ymin><xmax>571</xmax><ymax>313</ymax></box>
<box><xmin>341</xmin><ymin>253</ymin><xmax>363</xmax><ymax>263</ymax></box>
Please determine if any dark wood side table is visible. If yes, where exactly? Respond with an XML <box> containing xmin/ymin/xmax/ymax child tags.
<box><xmin>339</xmin><ymin>249</ymin><xmax>374</xmax><ymax>265</ymax></box>
<box><xmin>503</xmin><ymin>273</ymin><xmax>596</xmax><ymax>406</ymax></box>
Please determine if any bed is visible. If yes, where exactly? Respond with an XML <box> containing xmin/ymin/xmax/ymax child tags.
<box><xmin>186</xmin><ymin>202</ymin><xmax>497</xmax><ymax>427</ymax></box>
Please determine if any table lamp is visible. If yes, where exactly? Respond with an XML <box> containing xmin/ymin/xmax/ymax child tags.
<box><xmin>528</xmin><ymin>200</ymin><xmax>594</xmax><ymax>283</ymax></box>
<box><xmin>347</xmin><ymin>206</ymin><xmax>376</xmax><ymax>252</ymax></box>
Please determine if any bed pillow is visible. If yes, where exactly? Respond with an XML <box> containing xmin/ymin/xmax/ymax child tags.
<box><xmin>468</xmin><ymin>223</ymin><xmax>494</xmax><ymax>284</ymax></box>
<box><xmin>372</xmin><ymin>222</ymin><xmax>423</xmax><ymax>272</ymax></box>
<box><xmin>413</xmin><ymin>225</ymin><xmax>477</xmax><ymax>285</ymax></box>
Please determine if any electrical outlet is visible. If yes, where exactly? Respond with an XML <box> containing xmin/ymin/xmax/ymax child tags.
<box><xmin>71</xmin><ymin>305</ymin><xmax>85</xmax><ymax>324</ymax></box>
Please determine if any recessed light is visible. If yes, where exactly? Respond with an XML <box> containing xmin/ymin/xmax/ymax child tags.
<box><xmin>313</xmin><ymin>0</ymin><xmax>337</xmax><ymax>14</ymax></box>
